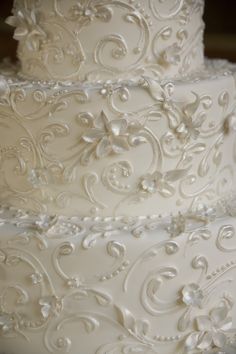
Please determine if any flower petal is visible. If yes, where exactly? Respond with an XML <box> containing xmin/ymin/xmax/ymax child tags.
<box><xmin>176</xmin><ymin>122</ymin><xmax>188</xmax><ymax>137</ymax></box>
<box><xmin>196</xmin><ymin>331</ymin><xmax>213</xmax><ymax>350</ymax></box>
<box><xmin>13</xmin><ymin>26</ymin><xmax>28</xmax><ymax>40</ymax></box>
<box><xmin>82</xmin><ymin>128</ymin><xmax>104</xmax><ymax>143</ymax></box>
<box><xmin>164</xmin><ymin>168</ymin><xmax>188</xmax><ymax>182</ymax></box>
<box><xmin>210</xmin><ymin>306</ymin><xmax>228</xmax><ymax>326</ymax></box>
<box><xmin>196</xmin><ymin>316</ymin><xmax>212</xmax><ymax>331</ymax></box>
<box><xmin>158</xmin><ymin>182</ymin><xmax>175</xmax><ymax>198</ymax></box>
<box><xmin>80</xmin><ymin>146</ymin><xmax>94</xmax><ymax>166</ymax></box>
<box><xmin>26</xmin><ymin>37</ymin><xmax>40</xmax><ymax>51</ymax></box>
<box><xmin>30</xmin><ymin>10</ymin><xmax>37</xmax><ymax>25</ymax></box>
<box><xmin>183</xmin><ymin>93</ymin><xmax>200</xmax><ymax>118</ymax></box>
<box><xmin>40</xmin><ymin>303</ymin><xmax>51</xmax><ymax>319</ymax></box>
<box><xmin>140</xmin><ymin>174</ymin><xmax>158</xmax><ymax>194</ymax></box>
<box><xmin>109</xmin><ymin>119</ymin><xmax>128</xmax><ymax>136</ymax></box>
<box><xmin>212</xmin><ymin>332</ymin><xmax>227</xmax><ymax>348</ymax></box>
<box><xmin>129</xmin><ymin>134</ymin><xmax>147</xmax><ymax>146</ymax></box>
<box><xmin>181</xmin><ymin>283</ymin><xmax>203</xmax><ymax>307</ymax></box>
<box><xmin>190</xmin><ymin>127</ymin><xmax>200</xmax><ymax>140</ymax></box>
<box><xmin>5</xmin><ymin>16</ymin><xmax>18</xmax><ymax>27</ymax></box>
<box><xmin>178</xmin><ymin>307</ymin><xmax>191</xmax><ymax>332</ymax></box>
<box><xmin>166</xmin><ymin>107</ymin><xmax>181</xmax><ymax>129</ymax></box>
<box><xmin>185</xmin><ymin>332</ymin><xmax>200</xmax><ymax>350</ymax></box>
<box><xmin>127</xmin><ymin>120</ymin><xmax>143</xmax><ymax>133</ymax></box>
<box><xmin>99</xmin><ymin>111</ymin><xmax>110</xmax><ymax>131</ymax></box>
<box><xmin>112</xmin><ymin>136</ymin><xmax>130</xmax><ymax>154</ymax></box>
<box><xmin>17</xmin><ymin>10</ymin><xmax>27</xmax><ymax>23</ymax></box>
<box><xmin>143</xmin><ymin>77</ymin><xmax>165</xmax><ymax>101</ymax></box>
<box><xmin>219</xmin><ymin>316</ymin><xmax>233</xmax><ymax>331</ymax></box>
<box><xmin>161</xmin><ymin>43</ymin><xmax>181</xmax><ymax>65</ymax></box>
<box><xmin>116</xmin><ymin>306</ymin><xmax>136</xmax><ymax>333</ymax></box>
<box><xmin>96</xmin><ymin>136</ymin><xmax>112</xmax><ymax>158</ymax></box>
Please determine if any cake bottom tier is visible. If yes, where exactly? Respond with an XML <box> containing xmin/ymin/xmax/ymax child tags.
<box><xmin>0</xmin><ymin>205</ymin><xmax>236</xmax><ymax>354</ymax></box>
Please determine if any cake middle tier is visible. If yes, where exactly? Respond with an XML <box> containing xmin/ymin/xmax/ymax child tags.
<box><xmin>0</xmin><ymin>60</ymin><xmax>236</xmax><ymax>217</ymax></box>
<box><xmin>7</xmin><ymin>0</ymin><xmax>205</xmax><ymax>82</ymax></box>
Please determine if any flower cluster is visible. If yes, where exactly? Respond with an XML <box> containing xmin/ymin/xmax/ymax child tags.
<box><xmin>144</xmin><ymin>78</ymin><xmax>205</xmax><ymax>142</ymax></box>
<box><xmin>69</xmin><ymin>2</ymin><xmax>112</xmax><ymax>24</ymax></box>
<box><xmin>161</xmin><ymin>43</ymin><xmax>182</xmax><ymax>66</ymax></box>
<box><xmin>6</xmin><ymin>9</ymin><xmax>47</xmax><ymax>51</ymax></box>
<box><xmin>167</xmin><ymin>212</ymin><xmax>186</xmax><ymax>237</ymax></box>
<box><xmin>174</xmin><ymin>93</ymin><xmax>205</xmax><ymax>141</ymax></box>
<box><xmin>34</xmin><ymin>214</ymin><xmax>58</xmax><ymax>233</ymax></box>
<box><xmin>81</xmin><ymin>111</ymin><xmax>146</xmax><ymax>161</ymax></box>
<box><xmin>185</xmin><ymin>299</ymin><xmax>233</xmax><ymax>353</ymax></box>
<box><xmin>0</xmin><ymin>312</ymin><xmax>16</xmax><ymax>335</ymax></box>
<box><xmin>181</xmin><ymin>283</ymin><xmax>204</xmax><ymax>308</ymax></box>
<box><xmin>139</xmin><ymin>168</ymin><xmax>188</xmax><ymax>198</ymax></box>
<box><xmin>28</xmin><ymin>168</ymin><xmax>51</xmax><ymax>188</ymax></box>
<box><xmin>39</xmin><ymin>295</ymin><xmax>63</xmax><ymax>319</ymax></box>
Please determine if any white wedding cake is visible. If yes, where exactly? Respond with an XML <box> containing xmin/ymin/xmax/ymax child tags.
<box><xmin>1</xmin><ymin>0</ymin><xmax>236</xmax><ymax>353</ymax></box>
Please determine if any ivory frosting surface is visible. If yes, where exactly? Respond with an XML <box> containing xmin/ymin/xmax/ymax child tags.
<box><xmin>0</xmin><ymin>60</ymin><xmax>236</xmax><ymax>217</ymax></box>
<box><xmin>1</xmin><ymin>1</ymin><xmax>236</xmax><ymax>354</ymax></box>
<box><xmin>6</xmin><ymin>0</ymin><xmax>205</xmax><ymax>81</ymax></box>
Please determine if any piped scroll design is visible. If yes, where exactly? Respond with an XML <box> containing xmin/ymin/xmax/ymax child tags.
<box><xmin>0</xmin><ymin>72</ymin><xmax>236</xmax><ymax>216</ymax></box>
<box><xmin>0</xmin><ymin>205</ymin><xmax>236</xmax><ymax>353</ymax></box>
<box><xmin>6</xmin><ymin>0</ymin><xmax>204</xmax><ymax>81</ymax></box>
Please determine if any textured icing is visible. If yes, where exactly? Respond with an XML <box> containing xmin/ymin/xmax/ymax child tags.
<box><xmin>1</xmin><ymin>1</ymin><xmax>236</xmax><ymax>353</ymax></box>
<box><xmin>0</xmin><ymin>202</ymin><xmax>236</xmax><ymax>353</ymax></box>
<box><xmin>0</xmin><ymin>60</ymin><xmax>236</xmax><ymax>217</ymax></box>
<box><xmin>6</xmin><ymin>0</ymin><xmax>205</xmax><ymax>82</ymax></box>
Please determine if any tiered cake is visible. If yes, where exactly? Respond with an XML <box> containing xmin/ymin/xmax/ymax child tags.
<box><xmin>1</xmin><ymin>1</ymin><xmax>236</xmax><ymax>353</ymax></box>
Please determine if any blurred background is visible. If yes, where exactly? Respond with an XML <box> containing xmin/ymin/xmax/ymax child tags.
<box><xmin>1</xmin><ymin>0</ymin><xmax>236</xmax><ymax>63</ymax></box>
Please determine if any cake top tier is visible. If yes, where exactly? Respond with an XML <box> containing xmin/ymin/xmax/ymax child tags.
<box><xmin>7</xmin><ymin>0</ymin><xmax>205</xmax><ymax>82</ymax></box>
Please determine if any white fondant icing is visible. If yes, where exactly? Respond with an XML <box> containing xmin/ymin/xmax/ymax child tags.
<box><xmin>0</xmin><ymin>61</ymin><xmax>236</xmax><ymax>217</ymax></box>
<box><xmin>6</xmin><ymin>0</ymin><xmax>205</xmax><ymax>82</ymax></box>
<box><xmin>1</xmin><ymin>1</ymin><xmax>236</xmax><ymax>353</ymax></box>
<box><xmin>0</xmin><ymin>203</ymin><xmax>236</xmax><ymax>353</ymax></box>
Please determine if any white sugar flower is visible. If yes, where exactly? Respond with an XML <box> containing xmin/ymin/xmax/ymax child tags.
<box><xmin>6</xmin><ymin>9</ymin><xmax>47</xmax><ymax>51</ymax></box>
<box><xmin>0</xmin><ymin>312</ymin><xmax>16</xmax><ymax>335</ymax></box>
<box><xmin>161</xmin><ymin>43</ymin><xmax>181</xmax><ymax>66</ymax></box>
<box><xmin>182</xmin><ymin>283</ymin><xmax>204</xmax><ymax>307</ymax></box>
<box><xmin>69</xmin><ymin>3</ymin><xmax>112</xmax><ymax>24</ymax></box>
<box><xmin>70</xmin><ymin>3</ymin><xmax>97</xmax><ymax>21</ymax></box>
<box><xmin>140</xmin><ymin>174</ymin><xmax>158</xmax><ymax>194</ymax></box>
<box><xmin>175</xmin><ymin>93</ymin><xmax>204</xmax><ymax>141</ymax></box>
<box><xmin>39</xmin><ymin>296</ymin><xmax>63</xmax><ymax>319</ymax></box>
<box><xmin>30</xmin><ymin>272</ymin><xmax>43</xmax><ymax>285</ymax></box>
<box><xmin>193</xmin><ymin>203</ymin><xmax>217</xmax><ymax>223</ymax></box>
<box><xmin>100</xmin><ymin>82</ymin><xmax>114</xmax><ymax>97</ymax></box>
<box><xmin>35</xmin><ymin>214</ymin><xmax>58</xmax><ymax>233</ymax></box>
<box><xmin>81</xmin><ymin>111</ymin><xmax>146</xmax><ymax>161</ymax></box>
<box><xmin>28</xmin><ymin>168</ymin><xmax>50</xmax><ymax>188</ymax></box>
<box><xmin>167</xmin><ymin>212</ymin><xmax>186</xmax><ymax>237</ymax></box>
<box><xmin>185</xmin><ymin>301</ymin><xmax>233</xmax><ymax>353</ymax></box>
<box><xmin>139</xmin><ymin>168</ymin><xmax>188</xmax><ymax>198</ymax></box>
<box><xmin>67</xmin><ymin>277</ymin><xmax>81</xmax><ymax>289</ymax></box>
<box><xmin>143</xmin><ymin>78</ymin><xmax>204</xmax><ymax>142</ymax></box>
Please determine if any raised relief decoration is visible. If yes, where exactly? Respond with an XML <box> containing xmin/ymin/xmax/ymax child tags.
<box><xmin>1</xmin><ymin>1</ymin><xmax>236</xmax><ymax>354</ymax></box>
<box><xmin>6</xmin><ymin>0</ymin><xmax>205</xmax><ymax>81</ymax></box>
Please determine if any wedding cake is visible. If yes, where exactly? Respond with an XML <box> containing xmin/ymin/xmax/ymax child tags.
<box><xmin>1</xmin><ymin>0</ymin><xmax>236</xmax><ymax>353</ymax></box>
